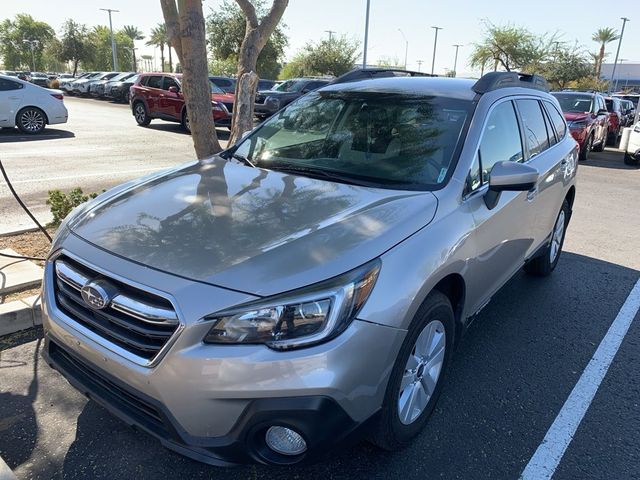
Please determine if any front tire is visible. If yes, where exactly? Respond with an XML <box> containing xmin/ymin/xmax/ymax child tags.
<box><xmin>370</xmin><ymin>291</ymin><xmax>454</xmax><ymax>451</ymax></box>
<box><xmin>524</xmin><ymin>199</ymin><xmax>570</xmax><ymax>276</ymax></box>
<box><xmin>624</xmin><ymin>152</ymin><xmax>639</xmax><ymax>166</ymax></box>
<box><xmin>579</xmin><ymin>134</ymin><xmax>593</xmax><ymax>160</ymax></box>
<box><xmin>133</xmin><ymin>102</ymin><xmax>151</xmax><ymax>126</ymax></box>
<box><xmin>16</xmin><ymin>107</ymin><xmax>46</xmax><ymax>134</ymax></box>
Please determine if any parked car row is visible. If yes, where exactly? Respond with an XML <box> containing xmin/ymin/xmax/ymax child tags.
<box><xmin>59</xmin><ymin>71</ymin><xmax>139</xmax><ymax>102</ymax></box>
<box><xmin>0</xmin><ymin>73</ymin><xmax>68</xmax><ymax>134</ymax></box>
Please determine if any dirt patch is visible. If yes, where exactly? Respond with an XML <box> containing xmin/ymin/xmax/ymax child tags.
<box><xmin>0</xmin><ymin>229</ymin><xmax>56</xmax><ymax>267</ymax></box>
<box><xmin>0</xmin><ymin>229</ymin><xmax>54</xmax><ymax>304</ymax></box>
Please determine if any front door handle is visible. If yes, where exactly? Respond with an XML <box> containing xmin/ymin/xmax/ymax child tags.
<box><xmin>527</xmin><ymin>186</ymin><xmax>538</xmax><ymax>202</ymax></box>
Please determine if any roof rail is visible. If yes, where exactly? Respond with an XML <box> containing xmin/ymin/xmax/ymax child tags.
<box><xmin>329</xmin><ymin>67</ymin><xmax>436</xmax><ymax>85</ymax></box>
<box><xmin>472</xmin><ymin>72</ymin><xmax>549</xmax><ymax>94</ymax></box>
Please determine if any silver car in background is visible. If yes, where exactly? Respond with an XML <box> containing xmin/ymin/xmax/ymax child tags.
<box><xmin>42</xmin><ymin>72</ymin><xmax>577</xmax><ymax>466</ymax></box>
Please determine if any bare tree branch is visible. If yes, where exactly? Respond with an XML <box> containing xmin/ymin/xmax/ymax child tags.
<box><xmin>234</xmin><ymin>0</ymin><xmax>259</xmax><ymax>27</ymax></box>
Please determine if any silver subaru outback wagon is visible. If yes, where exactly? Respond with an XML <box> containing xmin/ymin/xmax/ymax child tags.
<box><xmin>42</xmin><ymin>71</ymin><xmax>577</xmax><ymax>466</ymax></box>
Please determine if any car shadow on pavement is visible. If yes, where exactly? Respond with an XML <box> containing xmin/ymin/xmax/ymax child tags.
<box><xmin>0</xmin><ymin>128</ymin><xmax>75</xmax><ymax>143</ymax></box>
<box><xmin>587</xmin><ymin>149</ymin><xmax>639</xmax><ymax>170</ymax></box>
<box><xmin>2</xmin><ymin>252</ymin><xmax>637</xmax><ymax>479</ymax></box>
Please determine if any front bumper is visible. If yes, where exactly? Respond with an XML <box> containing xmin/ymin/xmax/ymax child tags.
<box><xmin>41</xmin><ymin>235</ymin><xmax>404</xmax><ymax>465</ymax></box>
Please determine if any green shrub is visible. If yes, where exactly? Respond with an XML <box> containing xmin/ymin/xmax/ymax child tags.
<box><xmin>47</xmin><ymin>188</ymin><xmax>99</xmax><ymax>226</ymax></box>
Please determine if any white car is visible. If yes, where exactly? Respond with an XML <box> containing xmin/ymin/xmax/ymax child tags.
<box><xmin>0</xmin><ymin>74</ymin><xmax>68</xmax><ymax>134</ymax></box>
<box><xmin>625</xmin><ymin>122</ymin><xmax>640</xmax><ymax>166</ymax></box>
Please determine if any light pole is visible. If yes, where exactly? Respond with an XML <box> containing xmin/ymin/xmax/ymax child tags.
<box><xmin>398</xmin><ymin>29</ymin><xmax>408</xmax><ymax>70</ymax></box>
<box><xmin>614</xmin><ymin>58</ymin><xmax>628</xmax><ymax>92</ymax></box>
<box><xmin>325</xmin><ymin>30</ymin><xmax>336</xmax><ymax>42</ymax></box>
<box><xmin>416</xmin><ymin>60</ymin><xmax>423</xmax><ymax>71</ymax></box>
<box><xmin>100</xmin><ymin>8</ymin><xmax>120</xmax><ymax>71</ymax></box>
<box><xmin>609</xmin><ymin>16</ymin><xmax>629</xmax><ymax>93</ymax></box>
<box><xmin>22</xmin><ymin>39</ymin><xmax>39</xmax><ymax>71</ymax></box>
<box><xmin>431</xmin><ymin>26</ymin><xmax>443</xmax><ymax>75</ymax></box>
<box><xmin>452</xmin><ymin>44</ymin><xmax>462</xmax><ymax>77</ymax></box>
<box><xmin>362</xmin><ymin>0</ymin><xmax>371</xmax><ymax>68</ymax></box>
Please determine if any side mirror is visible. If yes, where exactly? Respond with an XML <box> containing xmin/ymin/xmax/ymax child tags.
<box><xmin>484</xmin><ymin>161</ymin><xmax>539</xmax><ymax>209</ymax></box>
<box><xmin>168</xmin><ymin>86</ymin><xmax>180</xmax><ymax>94</ymax></box>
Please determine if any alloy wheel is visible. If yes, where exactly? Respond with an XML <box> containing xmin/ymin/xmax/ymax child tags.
<box><xmin>398</xmin><ymin>320</ymin><xmax>446</xmax><ymax>425</ymax></box>
<box><xmin>134</xmin><ymin>104</ymin><xmax>146</xmax><ymax>123</ymax></box>
<box><xmin>549</xmin><ymin>210</ymin><xmax>566</xmax><ymax>264</ymax></box>
<box><xmin>20</xmin><ymin>109</ymin><xmax>45</xmax><ymax>133</ymax></box>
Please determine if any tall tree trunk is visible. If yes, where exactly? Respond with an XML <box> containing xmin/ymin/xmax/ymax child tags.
<box><xmin>73</xmin><ymin>59</ymin><xmax>79</xmax><ymax>76</ymax></box>
<box><xmin>168</xmin><ymin>43</ymin><xmax>173</xmax><ymax>72</ymax></box>
<box><xmin>596</xmin><ymin>43</ymin><xmax>605</xmax><ymax>78</ymax></box>
<box><xmin>228</xmin><ymin>0</ymin><xmax>289</xmax><ymax>146</ymax></box>
<box><xmin>132</xmin><ymin>49</ymin><xmax>137</xmax><ymax>72</ymax></box>
<box><xmin>161</xmin><ymin>0</ymin><xmax>221</xmax><ymax>159</ymax></box>
<box><xmin>160</xmin><ymin>44</ymin><xmax>165</xmax><ymax>72</ymax></box>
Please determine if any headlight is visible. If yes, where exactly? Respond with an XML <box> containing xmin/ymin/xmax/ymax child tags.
<box><xmin>212</xmin><ymin>101</ymin><xmax>227</xmax><ymax>112</ymax></box>
<box><xmin>203</xmin><ymin>260</ymin><xmax>381</xmax><ymax>350</ymax></box>
<box><xmin>265</xmin><ymin>96</ymin><xmax>280</xmax><ymax>109</ymax></box>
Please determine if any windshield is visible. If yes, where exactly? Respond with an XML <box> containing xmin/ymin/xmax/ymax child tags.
<box><xmin>274</xmin><ymin>80</ymin><xmax>306</xmax><ymax>92</ymax></box>
<box><xmin>552</xmin><ymin>94</ymin><xmax>593</xmax><ymax>114</ymax></box>
<box><xmin>209</xmin><ymin>80</ymin><xmax>225</xmax><ymax>94</ymax></box>
<box><xmin>110</xmin><ymin>72</ymin><xmax>134</xmax><ymax>82</ymax></box>
<box><xmin>233</xmin><ymin>91</ymin><xmax>472</xmax><ymax>190</ymax></box>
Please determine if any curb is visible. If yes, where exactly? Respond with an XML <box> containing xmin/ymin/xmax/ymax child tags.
<box><xmin>0</xmin><ymin>455</ymin><xmax>16</xmax><ymax>480</ymax></box>
<box><xmin>0</xmin><ymin>294</ymin><xmax>42</xmax><ymax>337</ymax></box>
<box><xmin>0</xmin><ymin>226</ymin><xmax>39</xmax><ymax>238</ymax></box>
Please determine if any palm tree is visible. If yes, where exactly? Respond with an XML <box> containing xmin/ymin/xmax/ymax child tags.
<box><xmin>592</xmin><ymin>27</ymin><xmax>619</xmax><ymax>78</ymax></box>
<box><xmin>122</xmin><ymin>25</ymin><xmax>144</xmax><ymax>72</ymax></box>
<box><xmin>147</xmin><ymin>24</ymin><xmax>167</xmax><ymax>72</ymax></box>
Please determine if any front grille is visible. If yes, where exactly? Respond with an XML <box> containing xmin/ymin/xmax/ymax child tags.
<box><xmin>53</xmin><ymin>255</ymin><xmax>179</xmax><ymax>361</ymax></box>
<box><xmin>223</xmin><ymin>102</ymin><xmax>234</xmax><ymax>113</ymax></box>
<box><xmin>48</xmin><ymin>340</ymin><xmax>168</xmax><ymax>436</ymax></box>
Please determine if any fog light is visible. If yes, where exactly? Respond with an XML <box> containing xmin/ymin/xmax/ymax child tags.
<box><xmin>265</xmin><ymin>426</ymin><xmax>307</xmax><ymax>456</ymax></box>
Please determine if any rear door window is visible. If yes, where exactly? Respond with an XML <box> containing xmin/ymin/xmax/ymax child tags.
<box><xmin>0</xmin><ymin>78</ymin><xmax>23</xmax><ymax>91</ymax></box>
<box><xmin>515</xmin><ymin>99</ymin><xmax>550</xmax><ymax>157</ymax></box>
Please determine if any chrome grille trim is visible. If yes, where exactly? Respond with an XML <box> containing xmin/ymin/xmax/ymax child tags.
<box><xmin>55</xmin><ymin>259</ymin><xmax>179</xmax><ymax>326</ymax></box>
<box><xmin>50</xmin><ymin>252</ymin><xmax>184</xmax><ymax>367</ymax></box>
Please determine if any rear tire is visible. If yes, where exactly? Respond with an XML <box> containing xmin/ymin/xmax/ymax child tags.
<box><xmin>524</xmin><ymin>199</ymin><xmax>570</xmax><ymax>277</ymax></box>
<box><xmin>370</xmin><ymin>291</ymin><xmax>454</xmax><ymax>451</ymax></box>
<box><xmin>133</xmin><ymin>102</ymin><xmax>151</xmax><ymax>126</ymax></box>
<box><xmin>181</xmin><ymin>110</ymin><xmax>191</xmax><ymax>133</ymax></box>
<box><xmin>16</xmin><ymin>107</ymin><xmax>46</xmax><ymax>134</ymax></box>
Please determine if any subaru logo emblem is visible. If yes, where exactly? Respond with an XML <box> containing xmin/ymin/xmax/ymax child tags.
<box><xmin>81</xmin><ymin>280</ymin><xmax>114</xmax><ymax>310</ymax></box>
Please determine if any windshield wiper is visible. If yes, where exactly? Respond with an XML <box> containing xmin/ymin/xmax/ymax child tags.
<box><xmin>230</xmin><ymin>152</ymin><xmax>255</xmax><ymax>168</ymax></box>
<box><xmin>260</xmin><ymin>163</ymin><xmax>367</xmax><ymax>186</ymax></box>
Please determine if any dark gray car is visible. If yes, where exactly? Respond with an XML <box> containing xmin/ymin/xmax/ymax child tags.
<box><xmin>254</xmin><ymin>77</ymin><xmax>331</xmax><ymax>118</ymax></box>
<box><xmin>42</xmin><ymin>72</ymin><xmax>577</xmax><ymax>467</ymax></box>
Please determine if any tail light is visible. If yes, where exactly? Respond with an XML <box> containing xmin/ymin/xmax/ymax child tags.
<box><xmin>51</xmin><ymin>93</ymin><xmax>64</xmax><ymax>101</ymax></box>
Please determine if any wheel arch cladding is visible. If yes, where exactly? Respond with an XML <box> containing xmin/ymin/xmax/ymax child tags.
<box><xmin>432</xmin><ymin>273</ymin><xmax>465</xmax><ymax>340</ymax></box>
<box><xmin>565</xmin><ymin>186</ymin><xmax>576</xmax><ymax>211</ymax></box>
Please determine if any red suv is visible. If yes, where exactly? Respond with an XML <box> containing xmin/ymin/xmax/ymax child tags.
<box><xmin>551</xmin><ymin>91</ymin><xmax>609</xmax><ymax>160</ymax></box>
<box><xmin>604</xmin><ymin>96</ymin><xmax>623</xmax><ymax>145</ymax></box>
<box><xmin>130</xmin><ymin>73</ymin><xmax>234</xmax><ymax>131</ymax></box>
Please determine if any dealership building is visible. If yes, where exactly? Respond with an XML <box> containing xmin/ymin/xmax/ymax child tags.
<box><xmin>600</xmin><ymin>62</ymin><xmax>640</xmax><ymax>91</ymax></box>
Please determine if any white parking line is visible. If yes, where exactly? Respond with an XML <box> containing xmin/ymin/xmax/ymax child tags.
<box><xmin>520</xmin><ymin>277</ymin><xmax>640</xmax><ymax>480</ymax></box>
<box><xmin>6</xmin><ymin>168</ymin><xmax>158</xmax><ymax>185</ymax></box>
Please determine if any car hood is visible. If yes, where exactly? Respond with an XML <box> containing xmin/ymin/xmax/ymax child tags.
<box><xmin>564</xmin><ymin>112</ymin><xmax>591</xmax><ymax>123</ymax></box>
<box><xmin>70</xmin><ymin>158</ymin><xmax>438</xmax><ymax>296</ymax></box>
<box><xmin>212</xmin><ymin>92</ymin><xmax>235</xmax><ymax>103</ymax></box>
<box><xmin>258</xmin><ymin>90</ymin><xmax>299</xmax><ymax>98</ymax></box>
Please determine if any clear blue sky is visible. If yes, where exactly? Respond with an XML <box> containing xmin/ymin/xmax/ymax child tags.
<box><xmin>3</xmin><ymin>0</ymin><xmax>639</xmax><ymax>76</ymax></box>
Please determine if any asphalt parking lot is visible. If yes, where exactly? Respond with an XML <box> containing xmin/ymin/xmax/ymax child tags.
<box><xmin>1</xmin><ymin>97</ymin><xmax>639</xmax><ymax>479</ymax></box>
<box><xmin>0</xmin><ymin>96</ymin><xmax>229</xmax><ymax>233</ymax></box>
